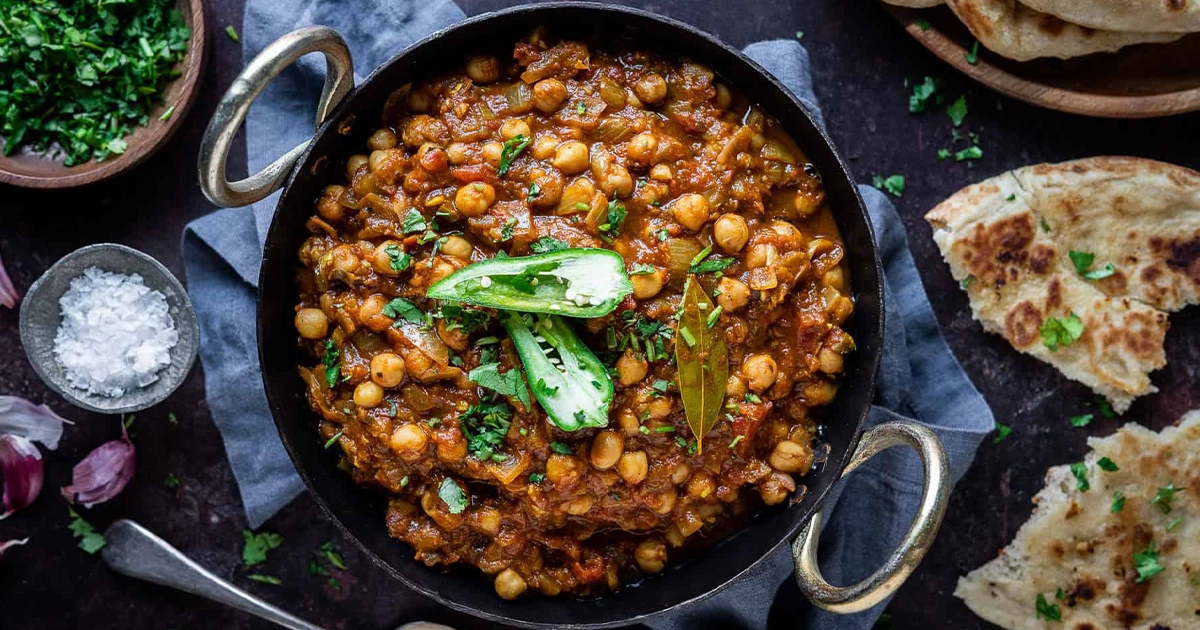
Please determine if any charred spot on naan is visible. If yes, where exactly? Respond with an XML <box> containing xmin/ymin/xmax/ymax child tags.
<box><xmin>1029</xmin><ymin>244</ymin><xmax>1057</xmax><ymax>275</ymax></box>
<box><xmin>952</xmin><ymin>213</ymin><xmax>1036</xmax><ymax>288</ymax></box>
<box><xmin>1003</xmin><ymin>301</ymin><xmax>1043</xmax><ymax>347</ymax></box>
<box><xmin>1150</xmin><ymin>232</ymin><xmax>1200</xmax><ymax>282</ymax></box>
<box><xmin>1095</xmin><ymin>307</ymin><xmax>1167</xmax><ymax>363</ymax></box>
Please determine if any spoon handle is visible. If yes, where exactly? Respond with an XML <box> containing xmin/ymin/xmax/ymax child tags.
<box><xmin>101</xmin><ymin>519</ymin><xmax>325</xmax><ymax>630</ymax></box>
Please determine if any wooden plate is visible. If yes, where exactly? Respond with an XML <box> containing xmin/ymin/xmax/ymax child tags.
<box><xmin>0</xmin><ymin>0</ymin><xmax>208</xmax><ymax>189</ymax></box>
<box><xmin>883</xmin><ymin>4</ymin><xmax>1200</xmax><ymax>118</ymax></box>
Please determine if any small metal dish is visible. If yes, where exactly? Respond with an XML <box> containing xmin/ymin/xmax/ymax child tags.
<box><xmin>18</xmin><ymin>244</ymin><xmax>200</xmax><ymax>414</ymax></box>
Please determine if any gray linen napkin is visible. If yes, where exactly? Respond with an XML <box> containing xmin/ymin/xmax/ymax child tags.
<box><xmin>182</xmin><ymin>3</ymin><xmax>995</xmax><ymax>627</ymax></box>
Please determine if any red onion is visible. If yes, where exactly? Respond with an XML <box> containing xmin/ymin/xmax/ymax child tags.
<box><xmin>0</xmin><ymin>538</ymin><xmax>29</xmax><ymax>559</ymax></box>
<box><xmin>0</xmin><ymin>249</ymin><xmax>18</xmax><ymax>309</ymax></box>
<box><xmin>0</xmin><ymin>435</ymin><xmax>43</xmax><ymax>519</ymax></box>
<box><xmin>61</xmin><ymin>424</ymin><xmax>135</xmax><ymax>508</ymax></box>
<box><xmin>0</xmin><ymin>396</ymin><xmax>71</xmax><ymax>450</ymax></box>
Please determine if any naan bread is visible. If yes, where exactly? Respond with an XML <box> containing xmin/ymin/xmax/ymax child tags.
<box><xmin>956</xmin><ymin>411</ymin><xmax>1200</xmax><ymax>630</ymax></box>
<box><xmin>946</xmin><ymin>0</ymin><xmax>1182</xmax><ymax>60</ymax></box>
<box><xmin>925</xmin><ymin>157</ymin><xmax>1200</xmax><ymax>412</ymax></box>
<box><xmin>1020</xmin><ymin>0</ymin><xmax>1200</xmax><ymax>34</ymax></box>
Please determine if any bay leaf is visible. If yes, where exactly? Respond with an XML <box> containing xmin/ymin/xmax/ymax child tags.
<box><xmin>674</xmin><ymin>274</ymin><xmax>729</xmax><ymax>453</ymax></box>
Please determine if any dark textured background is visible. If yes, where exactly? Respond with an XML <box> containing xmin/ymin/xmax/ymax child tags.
<box><xmin>1</xmin><ymin>1</ymin><xmax>1197</xmax><ymax>628</ymax></box>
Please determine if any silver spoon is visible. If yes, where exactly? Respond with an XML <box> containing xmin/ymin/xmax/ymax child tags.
<box><xmin>101</xmin><ymin>519</ymin><xmax>453</xmax><ymax>630</ymax></box>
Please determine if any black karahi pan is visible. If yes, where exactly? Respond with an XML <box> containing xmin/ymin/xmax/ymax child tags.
<box><xmin>198</xmin><ymin>4</ymin><xmax>950</xmax><ymax>627</ymax></box>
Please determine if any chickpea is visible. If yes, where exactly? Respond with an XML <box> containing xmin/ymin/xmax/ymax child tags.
<box><xmin>644</xmin><ymin>396</ymin><xmax>672</xmax><ymax>421</ymax></box>
<box><xmin>649</xmin><ymin>163</ymin><xmax>672</xmax><ymax>181</ymax></box>
<box><xmin>590</xmin><ymin>148</ymin><xmax>634</xmax><ymax>198</ymax></box>
<box><xmin>368</xmin><ymin>149</ymin><xmax>390</xmax><ymax>172</ymax></box>
<box><xmin>671</xmin><ymin>462</ymin><xmax>692</xmax><ymax>485</ymax></box>
<box><xmin>371</xmin><ymin>352</ymin><xmax>406</xmax><ymax>387</ymax></box>
<box><xmin>546</xmin><ymin>453</ymin><xmax>582</xmax><ymax>484</ymax></box>
<box><xmin>405</xmin><ymin>351</ymin><xmax>435</xmax><ymax>383</ymax></box>
<box><xmin>558</xmin><ymin>177</ymin><xmax>596</xmax><ymax>213</ymax></box>
<box><xmin>500</xmin><ymin>118</ymin><xmax>531</xmax><ymax>141</ymax></box>
<box><xmin>714</xmin><ymin>83</ymin><xmax>732</xmax><ymax>110</ymax></box>
<box><xmin>532</xmin><ymin>78</ymin><xmax>568</xmax><ymax>112</ymax></box>
<box><xmin>553</xmin><ymin>141</ymin><xmax>590</xmax><ymax>175</ymax></box>
<box><xmin>429</xmin><ymin>260</ymin><xmax>457</xmax><ymax>284</ymax></box>
<box><xmin>713</xmin><ymin>214</ymin><xmax>750</xmax><ymax>253</ymax></box>
<box><xmin>824</xmin><ymin>267</ymin><xmax>847</xmax><ymax>293</ymax></box>
<box><xmin>330</xmin><ymin>244</ymin><xmax>359</xmax><ymax>275</ymax></box>
<box><xmin>687</xmin><ymin>472</ymin><xmax>716</xmax><ymax>498</ymax></box>
<box><xmin>670</xmin><ymin>194</ymin><xmax>710</xmax><ymax>232</ymax></box>
<box><xmin>760</xmin><ymin>472</ymin><xmax>795</xmax><ymax>506</ymax></box>
<box><xmin>435</xmin><ymin>427</ymin><xmax>468</xmax><ymax>462</ymax></box>
<box><xmin>804</xmin><ymin>378</ymin><xmax>838</xmax><ymax>406</ymax></box>
<box><xmin>631</xmin><ymin>269</ymin><xmax>665</xmax><ymax>299</ymax></box>
<box><xmin>635</xmin><ymin>73</ymin><xmax>667</xmax><ymax>104</ymax></box>
<box><xmin>446</xmin><ymin>142</ymin><xmax>468</xmax><ymax>165</ymax></box>
<box><xmin>769</xmin><ymin>440</ymin><xmax>812</xmax><ymax>473</ymax></box>
<box><xmin>828</xmin><ymin>295</ymin><xmax>853</xmax><ymax>326</ymax></box>
<box><xmin>367</xmin><ymin>128</ymin><xmax>397</xmax><ymax>151</ymax></box>
<box><xmin>527</xmin><ymin>167</ymin><xmax>564</xmax><ymax>208</ymax></box>
<box><xmin>725</xmin><ymin>374</ymin><xmax>747</xmax><ymax>399</ymax></box>
<box><xmin>358</xmin><ymin>295</ymin><xmax>393</xmax><ymax>332</ymax></box>
<box><xmin>495</xmin><ymin>568</ymin><xmax>527</xmax><ymax>600</ymax></box>
<box><xmin>716</xmin><ymin>277</ymin><xmax>750</xmax><ymax>313</ymax></box>
<box><xmin>317</xmin><ymin>185</ymin><xmax>345</xmax><ymax>221</ymax></box>
<box><xmin>390</xmin><ymin>423</ymin><xmax>428</xmax><ymax>453</ymax></box>
<box><xmin>567</xmin><ymin>495</ymin><xmax>594</xmax><ymax>515</ymax></box>
<box><xmin>651</xmin><ymin>488</ymin><xmax>677</xmax><ymax>515</ymax></box>
<box><xmin>441</xmin><ymin>235</ymin><xmax>474</xmax><ymax>262</ymax></box>
<box><xmin>465</xmin><ymin>55</ymin><xmax>500</xmax><ymax>83</ymax></box>
<box><xmin>436</xmin><ymin>319</ymin><xmax>470</xmax><ymax>353</ymax></box>
<box><xmin>742</xmin><ymin>354</ymin><xmax>778</xmax><ymax>392</ymax></box>
<box><xmin>417</xmin><ymin>143</ymin><xmax>448</xmax><ymax>173</ymax></box>
<box><xmin>635</xmin><ymin>540</ymin><xmax>667</xmax><ymax>574</ymax></box>
<box><xmin>370</xmin><ymin>240</ymin><xmax>405</xmax><ymax>275</ymax></box>
<box><xmin>474</xmin><ymin>507</ymin><xmax>502</xmax><ymax>536</ymax></box>
<box><xmin>618</xmin><ymin>408</ymin><xmax>641</xmax><ymax>436</ymax></box>
<box><xmin>294</xmin><ymin>308</ymin><xmax>328</xmax><ymax>339</ymax></box>
<box><xmin>626</xmin><ymin>132</ymin><xmax>658</xmax><ymax>167</ymax></box>
<box><xmin>617</xmin><ymin>450</ymin><xmax>649</xmax><ymax>485</ymax></box>
<box><xmin>818</xmin><ymin>347</ymin><xmax>844</xmax><ymax>375</ymax></box>
<box><xmin>481</xmin><ymin>141</ymin><xmax>504</xmax><ymax>167</ymax></box>
<box><xmin>745</xmin><ymin>242</ymin><xmax>778</xmax><ymax>269</ymax></box>
<box><xmin>590</xmin><ymin>430</ymin><xmax>624</xmax><ymax>469</ymax></box>
<box><xmin>531</xmin><ymin>134</ymin><xmax>559</xmax><ymax>160</ymax></box>
<box><xmin>346</xmin><ymin>154</ymin><xmax>369</xmax><ymax>178</ymax></box>
<box><xmin>354</xmin><ymin>382</ymin><xmax>384</xmax><ymax>407</ymax></box>
<box><xmin>407</xmin><ymin>90</ymin><xmax>431</xmax><ymax>113</ymax></box>
<box><xmin>615</xmin><ymin>350</ymin><xmax>648</xmax><ymax>386</ymax></box>
<box><xmin>455</xmin><ymin>183</ymin><xmax>496</xmax><ymax>217</ymax></box>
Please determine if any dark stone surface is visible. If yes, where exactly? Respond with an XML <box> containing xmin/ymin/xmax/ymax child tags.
<box><xmin>1</xmin><ymin>0</ymin><xmax>1196</xmax><ymax>628</ymax></box>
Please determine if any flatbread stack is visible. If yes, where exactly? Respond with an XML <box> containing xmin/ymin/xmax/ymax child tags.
<box><xmin>925</xmin><ymin>157</ymin><xmax>1200</xmax><ymax>413</ymax></box>
<box><xmin>956</xmin><ymin>410</ymin><xmax>1200</xmax><ymax>629</ymax></box>
<box><xmin>882</xmin><ymin>0</ymin><xmax>1192</xmax><ymax>61</ymax></box>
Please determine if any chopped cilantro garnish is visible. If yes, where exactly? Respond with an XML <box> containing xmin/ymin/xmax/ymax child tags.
<box><xmin>1134</xmin><ymin>542</ymin><xmax>1165</xmax><ymax>582</ymax></box>
<box><xmin>1068</xmin><ymin>250</ymin><xmax>1115</xmax><ymax>280</ymax></box>
<box><xmin>383</xmin><ymin>298</ymin><xmax>425</xmax><ymax>325</ymax></box>
<box><xmin>164</xmin><ymin>473</ymin><xmax>181</xmax><ymax>489</ymax></box>
<box><xmin>916</xmin><ymin>18</ymin><xmax>931</xmax><ymax>30</ymax></box>
<box><xmin>528</xmin><ymin>472</ymin><xmax>545</xmax><ymax>484</ymax></box>
<box><xmin>384</xmin><ymin>244</ymin><xmax>411</xmax><ymax>273</ymax></box>
<box><xmin>1097</xmin><ymin>457</ymin><xmax>1119</xmax><ymax>472</ymax></box>
<box><xmin>550</xmin><ymin>441</ymin><xmax>573</xmax><ymax>455</ymax></box>
<box><xmin>242</xmin><ymin>530</ymin><xmax>284</xmax><ymax>566</ymax></box>
<box><xmin>993</xmin><ymin>421</ymin><xmax>1012</xmax><ymax>444</ymax></box>
<box><xmin>908</xmin><ymin>77</ymin><xmax>939</xmax><ymax>113</ymax></box>
<box><xmin>459</xmin><ymin>399</ymin><xmax>515</xmax><ymax>462</ymax></box>
<box><xmin>1112</xmin><ymin>491</ymin><xmax>1126</xmax><ymax>513</ymax></box>
<box><xmin>1070</xmin><ymin>462</ymin><xmax>1090</xmax><ymax>492</ymax></box>
<box><xmin>1069</xmin><ymin>414</ymin><xmax>1093</xmax><ymax>428</ymax></box>
<box><xmin>937</xmin><ymin>149</ymin><xmax>951</xmax><ymax>160</ymax></box>
<box><xmin>68</xmin><ymin>508</ymin><xmax>107</xmax><ymax>554</ymax></box>
<box><xmin>469</xmin><ymin>362</ymin><xmax>531</xmax><ymax>411</ymax></box>
<box><xmin>575</xmin><ymin>101</ymin><xmax>586</xmax><ymax>115</ymax></box>
<box><xmin>1167</xmin><ymin>517</ymin><xmax>1183</xmax><ymax>531</ymax></box>
<box><xmin>225</xmin><ymin>25</ymin><xmax>241</xmax><ymax>42</ymax></box>
<box><xmin>247</xmin><ymin>574</ymin><xmax>281</xmax><ymax>585</ymax></box>
<box><xmin>324</xmin><ymin>430</ymin><xmax>343</xmax><ymax>449</ymax></box>
<box><xmin>954</xmin><ymin>146</ymin><xmax>983</xmax><ymax>162</ymax></box>
<box><xmin>1040</xmin><ymin>313</ymin><xmax>1084</xmax><ymax>351</ymax></box>
<box><xmin>946</xmin><ymin>95</ymin><xmax>968</xmax><ymax>127</ymax></box>
<box><xmin>1096</xmin><ymin>397</ymin><xmax>1116</xmax><ymax>419</ymax></box>
<box><xmin>530</xmin><ymin>237</ymin><xmax>570</xmax><ymax>254</ymax></box>
<box><xmin>964</xmin><ymin>39</ymin><xmax>980</xmax><ymax>64</ymax></box>
<box><xmin>960</xmin><ymin>275</ymin><xmax>976</xmax><ymax>290</ymax></box>
<box><xmin>1035</xmin><ymin>593</ymin><xmax>1061</xmax><ymax>621</ymax></box>
<box><xmin>437</xmin><ymin>478</ymin><xmax>468</xmax><ymax>514</ymax></box>
<box><xmin>1152</xmin><ymin>484</ymin><xmax>1185</xmax><ymax>514</ymax></box>
<box><xmin>527</xmin><ymin>182</ymin><xmax>541</xmax><ymax>202</ymax></box>
<box><xmin>401</xmin><ymin>209</ymin><xmax>428</xmax><ymax>235</ymax></box>
<box><xmin>872</xmin><ymin>174</ymin><xmax>905</xmax><ymax>198</ymax></box>
<box><xmin>319</xmin><ymin>541</ymin><xmax>346</xmax><ymax>570</ymax></box>
<box><xmin>497</xmin><ymin>134</ymin><xmax>531</xmax><ymax>176</ymax></box>
<box><xmin>599</xmin><ymin>198</ymin><xmax>627</xmax><ymax>237</ymax></box>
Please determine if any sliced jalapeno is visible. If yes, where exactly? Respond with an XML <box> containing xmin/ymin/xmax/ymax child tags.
<box><xmin>426</xmin><ymin>248</ymin><xmax>632</xmax><ymax>318</ymax></box>
<box><xmin>499</xmin><ymin>311</ymin><xmax>611</xmax><ymax>432</ymax></box>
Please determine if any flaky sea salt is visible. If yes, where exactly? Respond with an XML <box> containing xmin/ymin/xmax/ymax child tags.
<box><xmin>53</xmin><ymin>267</ymin><xmax>179</xmax><ymax>398</ymax></box>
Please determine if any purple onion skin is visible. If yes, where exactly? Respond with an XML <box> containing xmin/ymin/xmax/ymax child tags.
<box><xmin>61</xmin><ymin>429</ymin><xmax>136</xmax><ymax>508</ymax></box>
<box><xmin>0</xmin><ymin>435</ymin><xmax>44</xmax><ymax>519</ymax></box>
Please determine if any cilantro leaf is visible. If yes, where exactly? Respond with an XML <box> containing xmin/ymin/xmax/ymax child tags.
<box><xmin>226</xmin><ymin>25</ymin><xmax>241</xmax><ymax>42</ymax></box>
<box><xmin>498</xmin><ymin>135</ymin><xmax>531</xmax><ymax>176</ymax></box>
<box><xmin>528</xmin><ymin>472</ymin><xmax>545</xmax><ymax>483</ymax></box>
<box><xmin>530</xmin><ymin>237</ymin><xmax>570</xmax><ymax>254</ymax></box>
<box><xmin>319</xmin><ymin>541</ymin><xmax>347</xmax><ymax>570</ymax></box>
<box><xmin>468</xmin><ymin>362</ymin><xmax>531</xmax><ymax>411</ymax></box>
<box><xmin>1040</xmin><ymin>313</ymin><xmax>1085</xmax><ymax>351</ymax></box>
<box><xmin>1112</xmin><ymin>491</ymin><xmax>1126</xmax><ymax>513</ymax></box>
<box><xmin>1097</xmin><ymin>457</ymin><xmax>1119</xmax><ymax>472</ymax></box>
<box><xmin>908</xmin><ymin>77</ymin><xmax>939</xmax><ymax>113</ymax></box>
<box><xmin>384</xmin><ymin>244</ymin><xmax>411</xmax><ymax>273</ymax></box>
<box><xmin>1070</xmin><ymin>462</ymin><xmax>1090</xmax><ymax>492</ymax></box>
<box><xmin>1069</xmin><ymin>414</ymin><xmax>1093</xmax><ymax>428</ymax></box>
<box><xmin>955</xmin><ymin>146</ymin><xmax>983</xmax><ymax>162</ymax></box>
<box><xmin>68</xmin><ymin>508</ymin><xmax>107</xmax><ymax>554</ymax></box>
<box><xmin>382</xmin><ymin>298</ymin><xmax>425</xmax><ymax>325</ymax></box>
<box><xmin>993</xmin><ymin>421</ymin><xmax>1012</xmax><ymax>444</ymax></box>
<box><xmin>1096</xmin><ymin>396</ymin><xmax>1116</xmax><ymax>419</ymax></box>
<box><xmin>1069</xmin><ymin>250</ymin><xmax>1115</xmax><ymax>280</ymax></box>
<box><xmin>1134</xmin><ymin>542</ymin><xmax>1165</xmax><ymax>582</ymax></box>
<box><xmin>242</xmin><ymin>530</ymin><xmax>284</xmax><ymax>567</ymax></box>
<box><xmin>946</xmin><ymin>95</ymin><xmax>968</xmax><ymax>127</ymax></box>
<box><xmin>1035</xmin><ymin>593</ymin><xmax>1062</xmax><ymax>621</ymax></box>
<box><xmin>459</xmin><ymin>399</ymin><xmax>515</xmax><ymax>462</ymax></box>
<box><xmin>437</xmin><ymin>478</ymin><xmax>468</xmax><ymax>514</ymax></box>
<box><xmin>872</xmin><ymin>174</ymin><xmax>905</xmax><ymax>198</ymax></box>
<box><xmin>550</xmin><ymin>441</ymin><xmax>573</xmax><ymax>455</ymax></box>
<box><xmin>964</xmin><ymin>40</ymin><xmax>980</xmax><ymax>65</ymax></box>
<box><xmin>164</xmin><ymin>473</ymin><xmax>181</xmax><ymax>489</ymax></box>
<box><xmin>401</xmin><ymin>209</ymin><xmax>428</xmax><ymax>235</ymax></box>
<box><xmin>1152</xmin><ymin>483</ymin><xmax>1185</xmax><ymax>514</ymax></box>
<box><xmin>247</xmin><ymin>574</ymin><xmax>281</xmax><ymax>585</ymax></box>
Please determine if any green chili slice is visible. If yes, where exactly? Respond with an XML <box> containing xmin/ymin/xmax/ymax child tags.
<box><xmin>499</xmin><ymin>312</ymin><xmax>611</xmax><ymax>432</ymax></box>
<box><xmin>425</xmin><ymin>248</ymin><xmax>633</xmax><ymax>318</ymax></box>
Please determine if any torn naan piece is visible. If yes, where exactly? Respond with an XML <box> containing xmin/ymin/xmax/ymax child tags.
<box><xmin>956</xmin><ymin>411</ymin><xmax>1200</xmax><ymax>630</ymax></box>
<box><xmin>946</xmin><ymin>0</ymin><xmax>1182</xmax><ymax>61</ymax></box>
<box><xmin>1020</xmin><ymin>0</ymin><xmax>1200</xmax><ymax>34</ymax></box>
<box><xmin>926</xmin><ymin>157</ymin><xmax>1200</xmax><ymax>412</ymax></box>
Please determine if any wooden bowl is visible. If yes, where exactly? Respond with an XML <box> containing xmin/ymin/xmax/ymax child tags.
<box><xmin>0</xmin><ymin>0</ymin><xmax>208</xmax><ymax>189</ymax></box>
<box><xmin>883</xmin><ymin>4</ymin><xmax>1200</xmax><ymax>118</ymax></box>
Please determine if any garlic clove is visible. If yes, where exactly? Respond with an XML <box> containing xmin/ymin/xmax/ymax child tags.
<box><xmin>0</xmin><ymin>435</ymin><xmax>44</xmax><ymax>519</ymax></box>
<box><xmin>61</xmin><ymin>424</ymin><xmax>135</xmax><ymax>508</ymax></box>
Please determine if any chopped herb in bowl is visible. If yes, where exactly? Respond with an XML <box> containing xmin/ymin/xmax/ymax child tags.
<box><xmin>0</xmin><ymin>0</ymin><xmax>192</xmax><ymax>166</ymax></box>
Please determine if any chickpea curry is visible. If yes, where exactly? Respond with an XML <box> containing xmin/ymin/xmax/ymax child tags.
<box><xmin>293</xmin><ymin>33</ymin><xmax>855</xmax><ymax>600</ymax></box>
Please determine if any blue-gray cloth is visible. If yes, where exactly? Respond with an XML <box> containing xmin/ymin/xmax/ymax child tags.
<box><xmin>181</xmin><ymin>2</ymin><xmax>994</xmax><ymax>628</ymax></box>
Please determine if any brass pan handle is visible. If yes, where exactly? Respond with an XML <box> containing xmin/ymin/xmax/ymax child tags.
<box><xmin>198</xmin><ymin>26</ymin><xmax>354</xmax><ymax>208</ymax></box>
<box><xmin>792</xmin><ymin>421</ymin><xmax>950</xmax><ymax>613</ymax></box>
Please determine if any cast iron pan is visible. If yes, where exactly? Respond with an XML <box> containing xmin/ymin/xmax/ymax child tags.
<box><xmin>199</xmin><ymin>4</ymin><xmax>926</xmax><ymax>628</ymax></box>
